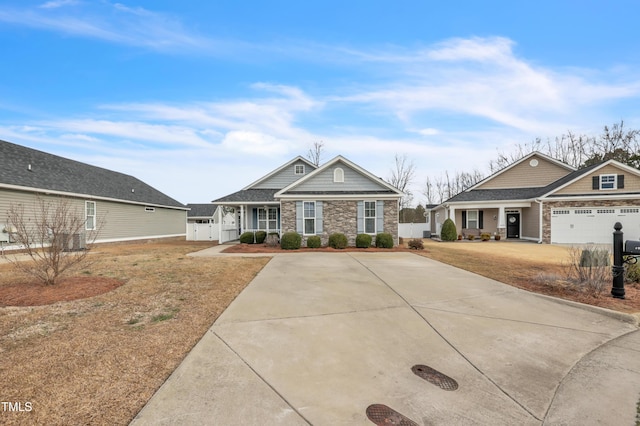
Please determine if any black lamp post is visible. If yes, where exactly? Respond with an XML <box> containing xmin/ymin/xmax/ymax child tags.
<box><xmin>612</xmin><ymin>222</ymin><xmax>625</xmax><ymax>299</ymax></box>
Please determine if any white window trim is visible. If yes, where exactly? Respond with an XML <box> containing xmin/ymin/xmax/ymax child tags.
<box><xmin>364</xmin><ymin>200</ymin><xmax>376</xmax><ymax>234</ymax></box>
<box><xmin>334</xmin><ymin>167</ymin><xmax>344</xmax><ymax>183</ymax></box>
<box><xmin>466</xmin><ymin>209</ymin><xmax>479</xmax><ymax>228</ymax></box>
<box><xmin>599</xmin><ymin>174</ymin><xmax>617</xmax><ymax>190</ymax></box>
<box><xmin>303</xmin><ymin>201</ymin><xmax>316</xmax><ymax>235</ymax></box>
<box><xmin>294</xmin><ymin>164</ymin><xmax>305</xmax><ymax>175</ymax></box>
<box><xmin>85</xmin><ymin>201</ymin><xmax>96</xmax><ymax>231</ymax></box>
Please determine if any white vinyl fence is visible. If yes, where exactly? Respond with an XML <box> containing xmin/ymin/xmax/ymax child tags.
<box><xmin>398</xmin><ymin>223</ymin><xmax>430</xmax><ymax>239</ymax></box>
<box><xmin>187</xmin><ymin>223</ymin><xmax>238</xmax><ymax>242</ymax></box>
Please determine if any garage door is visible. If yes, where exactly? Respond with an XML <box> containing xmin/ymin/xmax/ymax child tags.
<box><xmin>551</xmin><ymin>207</ymin><xmax>640</xmax><ymax>244</ymax></box>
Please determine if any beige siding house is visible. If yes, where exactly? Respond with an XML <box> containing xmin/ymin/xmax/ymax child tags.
<box><xmin>1</xmin><ymin>140</ymin><xmax>187</xmax><ymax>247</ymax></box>
<box><xmin>432</xmin><ymin>151</ymin><xmax>640</xmax><ymax>244</ymax></box>
<box><xmin>213</xmin><ymin>155</ymin><xmax>404</xmax><ymax>246</ymax></box>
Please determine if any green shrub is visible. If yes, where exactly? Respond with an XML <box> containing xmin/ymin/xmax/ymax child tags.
<box><xmin>328</xmin><ymin>233</ymin><xmax>348</xmax><ymax>249</ymax></box>
<box><xmin>480</xmin><ymin>233</ymin><xmax>491</xmax><ymax>241</ymax></box>
<box><xmin>280</xmin><ymin>232</ymin><xmax>301</xmax><ymax>250</ymax></box>
<box><xmin>239</xmin><ymin>232</ymin><xmax>255</xmax><ymax>244</ymax></box>
<box><xmin>441</xmin><ymin>219</ymin><xmax>457</xmax><ymax>241</ymax></box>
<box><xmin>306</xmin><ymin>235</ymin><xmax>321</xmax><ymax>248</ymax></box>
<box><xmin>408</xmin><ymin>239</ymin><xmax>424</xmax><ymax>250</ymax></box>
<box><xmin>375</xmin><ymin>232</ymin><xmax>394</xmax><ymax>248</ymax></box>
<box><xmin>356</xmin><ymin>233</ymin><xmax>372</xmax><ymax>248</ymax></box>
<box><xmin>254</xmin><ymin>230</ymin><xmax>267</xmax><ymax>244</ymax></box>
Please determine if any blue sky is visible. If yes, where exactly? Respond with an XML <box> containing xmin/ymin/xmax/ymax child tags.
<box><xmin>1</xmin><ymin>1</ymin><xmax>640</xmax><ymax>205</ymax></box>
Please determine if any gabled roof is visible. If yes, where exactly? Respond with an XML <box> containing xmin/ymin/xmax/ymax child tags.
<box><xmin>186</xmin><ymin>203</ymin><xmax>217</xmax><ymax>218</ymax></box>
<box><xmin>275</xmin><ymin>155</ymin><xmax>404</xmax><ymax>198</ymax></box>
<box><xmin>541</xmin><ymin>159</ymin><xmax>640</xmax><ymax>197</ymax></box>
<box><xmin>0</xmin><ymin>140</ymin><xmax>185</xmax><ymax>209</ymax></box>
<box><xmin>242</xmin><ymin>156</ymin><xmax>317</xmax><ymax>190</ymax></box>
<box><xmin>467</xmin><ymin>151</ymin><xmax>576</xmax><ymax>191</ymax></box>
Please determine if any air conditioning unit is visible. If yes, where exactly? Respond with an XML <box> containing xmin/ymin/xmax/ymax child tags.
<box><xmin>61</xmin><ymin>233</ymin><xmax>86</xmax><ymax>251</ymax></box>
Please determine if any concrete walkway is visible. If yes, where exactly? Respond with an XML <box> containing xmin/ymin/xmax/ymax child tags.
<box><xmin>131</xmin><ymin>251</ymin><xmax>640</xmax><ymax>425</ymax></box>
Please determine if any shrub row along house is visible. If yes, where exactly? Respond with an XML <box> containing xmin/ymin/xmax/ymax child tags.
<box><xmin>429</xmin><ymin>151</ymin><xmax>640</xmax><ymax>244</ymax></box>
<box><xmin>0</xmin><ymin>140</ymin><xmax>187</xmax><ymax>248</ymax></box>
<box><xmin>212</xmin><ymin>155</ymin><xmax>404</xmax><ymax>246</ymax></box>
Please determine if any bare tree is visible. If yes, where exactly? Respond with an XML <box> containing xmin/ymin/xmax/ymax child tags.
<box><xmin>3</xmin><ymin>196</ymin><xmax>102</xmax><ymax>285</ymax></box>
<box><xmin>306</xmin><ymin>140</ymin><xmax>325</xmax><ymax>166</ymax></box>
<box><xmin>388</xmin><ymin>154</ymin><xmax>416</xmax><ymax>221</ymax></box>
<box><xmin>423</xmin><ymin>168</ymin><xmax>484</xmax><ymax>204</ymax></box>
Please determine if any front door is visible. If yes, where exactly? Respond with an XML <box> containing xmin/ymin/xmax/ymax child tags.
<box><xmin>506</xmin><ymin>213</ymin><xmax>520</xmax><ymax>238</ymax></box>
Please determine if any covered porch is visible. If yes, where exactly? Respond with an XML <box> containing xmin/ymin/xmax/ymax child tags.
<box><xmin>216</xmin><ymin>203</ymin><xmax>282</xmax><ymax>243</ymax></box>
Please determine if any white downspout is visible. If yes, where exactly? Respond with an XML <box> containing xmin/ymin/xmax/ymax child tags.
<box><xmin>535</xmin><ymin>199</ymin><xmax>543</xmax><ymax>244</ymax></box>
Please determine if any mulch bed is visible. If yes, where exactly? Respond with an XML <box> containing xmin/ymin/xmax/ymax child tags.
<box><xmin>0</xmin><ymin>277</ymin><xmax>126</xmax><ymax>307</ymax></box>
<box><xmin>222</xmin><ymin>244</ymin><xmax>414</xmax><ymax>253</ymax></box>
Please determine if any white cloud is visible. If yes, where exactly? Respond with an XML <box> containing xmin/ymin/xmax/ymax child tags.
<box><xmin>0</xmin><ymin>2</ymin><xmax>212</xmax><ymax>52</ymax></box>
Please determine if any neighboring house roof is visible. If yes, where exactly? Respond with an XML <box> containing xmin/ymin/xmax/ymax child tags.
<box><xmin>0</xmin><ymin>139</ymin><xmax>185</xmax><ymax>209</ymax></box>
<box><xmin>186</xmin><ymin>203</ymin><xmax>218</xmax><ymax>218</ymax></box>
<box><xmin>441</xmin><ymin>154</ymin><xmax>640</xmax><ymax>207</ymax></box>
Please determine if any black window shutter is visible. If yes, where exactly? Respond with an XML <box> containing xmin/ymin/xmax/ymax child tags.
<box><xmin>618</xmin><ymin>174</ymin><xmax>625</xmax><ymax>189</ymax></box>
<box><xmin>462</xmin><ymin>211</ymin><xmax>467</xmax><ymax>228</ymax></box>
<box><xmin>592</xmin><ymin>176</ymin><xmax>599</xmax><ymax>190</ymax></box>
<box><xmin>479</xmin><ymin>211</ymin><xmax>484</xmax><ymax>229</ymax></box>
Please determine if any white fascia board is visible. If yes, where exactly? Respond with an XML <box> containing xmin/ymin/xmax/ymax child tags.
<box><xmin>277</xmin><ymin>194</ymin><xmax>401</xmax><ymax>201</ymax></box>
<box><xmin>241</xmin><ymin>156</ymin><xmax>317</xmax><ymax>190</ymax></box>
<box><xmin>445</xmin><ymin>200</ymin><xmax>533</xmax><ymax>209</ymax></box>
<box><xmin>0</xmin><ymin>183</ymin><xmax>188</xmax><ymax>211</ymax></box>
<box><xmin>544</xmin><ymin>193</ymin><xmax>640</xmax><ymax>202</ymax></box>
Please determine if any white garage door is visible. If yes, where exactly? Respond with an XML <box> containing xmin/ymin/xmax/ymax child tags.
<box><xmin>551</xmin><ymin>207</ymin><xmax>640</xmax><ymax>244</ymax></box>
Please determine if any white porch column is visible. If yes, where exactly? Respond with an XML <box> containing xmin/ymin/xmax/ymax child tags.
<box><xmin>240</xmin><ymin>205</ymin><xmax>244</xmax><ymax>235</ymax></box>
<box><xmin>498</xmin><ymin>206</ymin><xmax>506</xmax><ymax>229</ymax></box>
<box><xmin>217</xmin><ymin>205</ymin><xmax>223</xmax><ymax>243</ymax></box>
<box><xmin>449</xmin><ymin>206</ymin><xmax>456</xmax><ymax>224</ymax></box>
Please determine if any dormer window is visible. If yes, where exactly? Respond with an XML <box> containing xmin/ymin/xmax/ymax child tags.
<box><xmin>334</xmin><ymin>167</ymin><xmax>344</xmax><ymax>183</ymax></box>
<box><xmin>294</xmin><ymin>165</ymin><xmax>305</xmax><ymax>175</ymax></box>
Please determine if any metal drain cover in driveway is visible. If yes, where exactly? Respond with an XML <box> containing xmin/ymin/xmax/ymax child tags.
<box><xmin>366</xmin><ymin>404</ymin><xmax>418</xmax><ymax>425</ymax></box>
<box><xmin>412</xmin><ymin>364</ymin><xmax>458</xmax><ymax>391</ymax></box>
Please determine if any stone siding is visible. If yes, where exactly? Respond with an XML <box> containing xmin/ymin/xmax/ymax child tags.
<box><xmin>280</xmin><ymin>199</ymin><xmax>399</xmax><ymax>246</ymax></box>
<box><xmin>542</xmin><ymin>199</ymin><xmax>640</xmax><ymax>244</ymax></box>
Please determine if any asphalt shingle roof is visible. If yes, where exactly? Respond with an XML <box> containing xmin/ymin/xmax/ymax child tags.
<box><xmin>186</xmin><ymin>203</ymin><xmax>217</xmax><ymax>217</ymax></box>
<box><xmin>212</xmin><ymin>188</ymin><xmax>279</xmax><ymax>203</ymax></box>
<box><xmin>0</xmin><ymin>140</ymin><xmax>185</xmax><ymax>209</ymax></box>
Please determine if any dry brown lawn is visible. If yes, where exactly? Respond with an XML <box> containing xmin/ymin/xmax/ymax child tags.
<box><xmin>418</xmin><ymin>239</ymin><xmax>640</xmax><ymax>314</ymax></box>
<box><xmin>0</xmin><ymin>240</ymin><xmax>270</xmax><ymax>426</ymax></box>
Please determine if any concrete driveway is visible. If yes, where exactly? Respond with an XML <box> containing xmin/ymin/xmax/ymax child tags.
<box><xmin>131</xmin><ymin>252</ymin><xmax>640</xmax><ymax>425</ymax></box>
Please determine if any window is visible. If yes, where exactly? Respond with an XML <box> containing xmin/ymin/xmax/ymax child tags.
<box><xmin>466</xmin><ymin>210</ymin><xmax>479</xmax><ymax>228</ymax></box>
<box><xmin>295</xmin><ymin>164</ymin><xmax>305</xmax><ymax>175</ymax></box>
<box><xmin>145</xmin><ymin>206</ymin><xmax>155</xmax><ymax>212</ymax></box>
<box><xmin>85</xmin><ymin>201</ymin><xmax>96</xmax><ymax>230</ymax></box>
<box><xmin>600</xmin><ymin>174</ymin><xmax>616</xmax><ymax>190</ymax></box>
<box><xmin>303</xmin><ymin>201</ymin><xmax>315</xmax><ymax>234</ymax></box>
<box><xmin>334</xmin><ymin>167</ymin><xmax>344</xmax><ymax>183</ymax></box>
<box><xmin>257</xmin><ymin>207</ymin><xmax>278</xmax><ymax>231</ymax></box>
<box><xmin>364</xmin><ymin>201</ymin><xmax>376</xmax><ymax>234</ymax></box>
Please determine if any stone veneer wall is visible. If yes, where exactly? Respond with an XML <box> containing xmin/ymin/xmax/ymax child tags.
<box><xmin>280</xmin><ymin>199</ymin><xmax>399</xmax><ymax>247</ymax></box>
<box><xmin>542</xmin><ymin>199</ymin><xmax>640</xmax><ymax>244</ymax></box>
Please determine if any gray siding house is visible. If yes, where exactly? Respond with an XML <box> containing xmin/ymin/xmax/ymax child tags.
<box><xmin>1</xmin><ymin>140</ymin><xmax>187</xmax><ymax>246</ymax></box>
<box><xmin>213</xmin><ymin>155</ymin><xmax>404</xmax><ymax>246</ymax></box>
